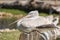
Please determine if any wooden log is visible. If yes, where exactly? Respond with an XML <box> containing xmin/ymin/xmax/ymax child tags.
<box><xmin>19</xmin><ymin>28</ymin><xmax>58</xmax><ymax>40</ymax></box>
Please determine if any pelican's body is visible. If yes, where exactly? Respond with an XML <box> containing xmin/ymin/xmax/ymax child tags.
<box><xmin>17</xmin><ymin>10</ymin><xmax>59</xmax><ymax>32</ymax></box>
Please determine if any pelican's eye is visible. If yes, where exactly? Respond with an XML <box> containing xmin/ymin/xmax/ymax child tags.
<box><xmin>53</xmin><ymin>19</ymin><xmax>57</xmax><ymax>22</ymax></box>
<box><xmin>29</xmin><ymin>13</ymin><xmax>33</xmax><ymax>15</ymax></box>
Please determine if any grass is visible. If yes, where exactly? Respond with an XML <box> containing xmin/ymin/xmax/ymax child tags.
<box><xmin>39</xmin><ymin>13</ymin><xmax>49</xmax><ymax>16</ymax></box>
<box><xmin>0</xmin><ymin>8</ymin><xmax>27</xmax><ymax>15</ymax></box>
<box><xmin>57</xmin><ymin>38</ymin><xmax>60</xmax><ymax>40</ymax></box>
<box><xmin>0</xmin><ymin>30</ymin><xmax>20</xmax><ymax>40</ymax></box>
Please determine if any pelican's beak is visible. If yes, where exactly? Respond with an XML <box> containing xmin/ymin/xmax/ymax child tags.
<box><xmin>25</xmin><ymin>15</ymin><xmax>32</xmax><ymax>18</ymax></box>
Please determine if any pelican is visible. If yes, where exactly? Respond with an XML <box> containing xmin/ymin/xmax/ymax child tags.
<box><xmin>17</xmin><ymin>10</ymin><xmax>58</xmax><ymax>32</ymax></box>
<box><xmin>17</xmin><ymin>10</ymin><xmax>60</xmax><ymax>40</ymax></box>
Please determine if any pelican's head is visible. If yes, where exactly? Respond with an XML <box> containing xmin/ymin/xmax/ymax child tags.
<box><xmin>27</xmin><ymin>10</ymin><xmax>39</xmax><ymax>18</ymax></box>
<box><xmin>52</xmin><ymin>16</ymin><xmax>59</xmax><ymax>26</ymax></box>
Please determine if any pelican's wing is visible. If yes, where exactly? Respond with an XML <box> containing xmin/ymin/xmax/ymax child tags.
<box><xmin>36</xmin><ymin>24</ymin><xmax>57</xmax><ymax>28</ymax></box>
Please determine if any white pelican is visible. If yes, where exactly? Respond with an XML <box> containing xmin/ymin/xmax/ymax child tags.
<box><xmin>17</xmin><ymin>10</ymin><xmax>58</xmax><ymax>32</ymax></box>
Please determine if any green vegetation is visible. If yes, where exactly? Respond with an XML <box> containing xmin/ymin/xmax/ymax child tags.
<box><xmin>0</xmin><ymin>17</ymin><xmax>17</xmax><ymax>29</ymax></box>
<box><xmin>39</xmin><ymin>13</ymin><xmax>49</xmax><ymax>16</ymax></box>
<box><xmin>57</xmin><ymin>38</ymin><xmax>60</xmax><ymax>40</ymax></box>
<box><xmin>0</xmin><ymin>30</ymin><xmax>20</xmax><ymax>40</ymax></box>
<box><xmin>0</xmin><ymin>8</ymin><xmax>26</xmax><ymax>15</ymax></box>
